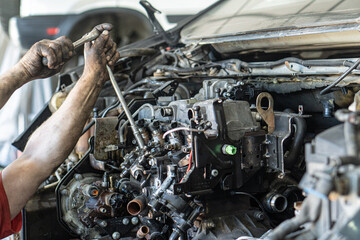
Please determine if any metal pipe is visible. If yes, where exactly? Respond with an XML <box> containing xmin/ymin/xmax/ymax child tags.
<box><xmin>107</xmin><ymin>65</ymin><xmax>145</xmax><ymax>149</ymax></box>
<box><xmin>136</xmin><ymin>225</ymin><xmax>150</xmax><ymax>239</ymax></box>
<box><xmin>264</xmin><ymin>193</ymin><xmax>288</xmax><ymax>213</ymax></box>
<box><xmin>127</xmin><ymin>196</ymin><xmax>147</xmax><ymax>216</ymax></box>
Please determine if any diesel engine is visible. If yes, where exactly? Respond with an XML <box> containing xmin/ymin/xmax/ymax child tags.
<box><xmin>15</xmin><ymin>23</ymin><xmax>360</xmax><ymax>240</ymax></box>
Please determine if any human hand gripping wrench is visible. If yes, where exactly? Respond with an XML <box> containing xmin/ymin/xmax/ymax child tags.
<box><xmin>42</xmin><ymin>27</ymin><xmax>102</xmax><ymax>66</ymax></box>
<box><xmin>43</xmin><ymin>24</ymin><xmax>146</xmax><ymax>149</ymax></box>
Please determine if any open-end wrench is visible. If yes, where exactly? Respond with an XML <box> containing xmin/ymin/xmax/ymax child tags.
<box><xmin>42</xmin><ymin>28</ymin><xmax>102</xmax><ymax>66</ymax></box>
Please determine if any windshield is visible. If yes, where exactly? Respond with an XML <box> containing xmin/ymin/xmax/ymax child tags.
<box><xmin>181</xmin><ymin>0</ymin><xmax>360</xmax><ymax>41</ymax></box>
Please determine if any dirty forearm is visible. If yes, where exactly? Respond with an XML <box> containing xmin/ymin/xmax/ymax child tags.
<box><xmin>2</xmin><ymin>72</ymin><xmax>103</xmax><ymax>219</ymax></box>
<box><xmin>25</xmin><ymin>72</ymin><xmax>102</xmax><ymax>171</ymax></box>
<box><xmin>0</xmin><ymin>63</ymin><xmax>32</xmax><ymax>109</ymax></box>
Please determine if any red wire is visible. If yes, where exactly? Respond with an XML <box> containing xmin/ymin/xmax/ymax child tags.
<box><xmin>180</xmin><ymin>150</ymin><xmax>193</xmax><ymax>183</ymax></box>
<box><xmin>186</xmin><ymin>151</ymin><xmax>193</xmax><ymax>172</ymax></box>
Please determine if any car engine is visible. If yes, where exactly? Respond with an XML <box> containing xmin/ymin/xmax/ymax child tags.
<box><xmin>15</xmin><ymin>16</ymin><xmax>360</xmax><ymax>240</ymax></box>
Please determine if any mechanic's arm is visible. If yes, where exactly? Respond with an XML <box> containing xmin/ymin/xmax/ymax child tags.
<box><xmin>0</xmin><ymin>36</ymin><xmax>74</xmax><ymax>109</ymax></box>
<box><xmin>2</xmin><ymin>28</ymin><xmax>120</xmax><ymax>219</ymax></box>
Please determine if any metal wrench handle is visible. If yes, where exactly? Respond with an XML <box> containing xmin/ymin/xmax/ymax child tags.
<box><xmin>42</xmin><ymin>28</ymin><xmax>101</xmax><ymax>66</ymax></box>
<box><xmin>106</xmin><ymin>65</ymin><xmax>146</xmax><ymax>149</ymax></box>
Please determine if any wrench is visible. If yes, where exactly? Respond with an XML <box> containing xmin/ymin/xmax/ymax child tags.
<box><xmin>106</xmin><ymin>65</ymin><xmax>146</xmax><ymax>149</ymax></box>
<box><xmin>42</xmin><ymin>27</ymin><xmax>101</xmax><ymax>66</ymax></box>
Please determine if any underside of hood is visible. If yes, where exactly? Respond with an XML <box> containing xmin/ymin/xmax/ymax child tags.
<box><xmin>180</xmin><ymin>0</ymin><xmax>360</xmax><ymax>54</ymax></box>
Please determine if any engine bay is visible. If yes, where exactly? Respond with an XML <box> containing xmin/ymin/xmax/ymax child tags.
<box><xmin>15</xmin><ymin>32</ymin><xmax>360</xmax><ymax>239</ymax></box>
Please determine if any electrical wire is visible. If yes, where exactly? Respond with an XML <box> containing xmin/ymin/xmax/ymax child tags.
<box><xmin>163</xmin><ymin>127</ymin><xmax>204</xmax><ymax>139</ymax></box>
<box><xmin>180</xmin><ymin>150</ymin><xmax>193</xmax><ymax>183</ymax></box>
<box><xmin>320</xmin><ymin>58</ymin><xmax>360</xmax><ymax>95</ymax></box>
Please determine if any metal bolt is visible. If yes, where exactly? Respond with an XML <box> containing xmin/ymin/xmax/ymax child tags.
<box><xmin>211</xmin><ymin>169</ymin><xmax>219</xmax><ymax>177</ymax></box>
<box><xmin>98</xmin><ymin>220</ymin><xmax>107</xmax><ymax>227</ymax></box>
<box><xmin>264</xmin><ymin>153</ymin><xmax>271</xmax><ymax>158</ymax></box>
<box><xmin>298</xmin><ymin>105</ymin><xmax>304</xmax><ymax>115</ymax></box>
<box><xmin>203</xmin><ymin>221</ymin><xmax>215</xmax><ymax>229</ymax></box>
<box><xmin>112</xmin><ymin>232</ymin><xmax>121</xmax><ymax>240</ymax></box>
<box><xmin>75</xmin><ymin>228</ymin><xmax>83</xmax><ymax>235</ymax></box>
<box><xmin>60</xmin><ymin>189</ymin><xmax>69</xmax><ymax>196</ymax></box>
<box><xmin>131</xmin><ymin>217</ymin><xmax>139</xmax><ymax>225</ymax></box>
<box><xmin>74</xmin><ymin>174</ymin><xmax>83</xmax><ymax>180</ymax></box>
<box><xmin>122</xmin><ymin>218</ymin><xmax>130</xmax><ymax>225</ymax></box>
<box><xmin>254</xmin><ymin>211</ymin><xmax>264</xmax><ymax>221</ymax></box>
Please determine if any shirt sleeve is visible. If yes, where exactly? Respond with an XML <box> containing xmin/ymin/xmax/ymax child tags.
<box><xmin>0</xmin><ymin>171</ymin><xmax>22</xmax><ymax>238</ymax></box>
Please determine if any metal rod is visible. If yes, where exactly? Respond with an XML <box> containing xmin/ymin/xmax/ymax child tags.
<box><xmin>320</xmin><ymin>58</ymin><xmax>360</xmax><ymax>95</ymax></box>
<box><xmin>106</xmin><ymin>65</ymin><xmax>145</xmax><ymax>149</ymax></box>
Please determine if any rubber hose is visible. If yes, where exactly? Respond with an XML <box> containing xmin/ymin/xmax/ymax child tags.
<box><xmin>284</xmin><ymin>109</ymin><xmax>306</xmax><ymax>169</ymax></box>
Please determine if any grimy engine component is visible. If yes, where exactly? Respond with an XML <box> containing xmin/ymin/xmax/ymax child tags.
<box><xmin>22</xmin><ymin>22</ymin><xmax>360</xmax><ymax>239</ymax></box>
<box><xmin>42</xmin><ymin>26</ymin><xmax>102</xmax><ymax>66</ymax></box>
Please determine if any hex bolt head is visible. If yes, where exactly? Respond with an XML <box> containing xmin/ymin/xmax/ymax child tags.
<box><xmin>122</xmin><ymin>218</ymin><xmax>130</xmax><ymax>225</ymax></box>
<box><xmin>211</xmin><ymin>169</ymin><xmax>219</xmax><ymax>177</ymax></box>
<box><xmin>254</xmin><ymin>211</ymin><xmax>265</xmax><ymax>221</ymax></box>
<box><xmin>131</xmin><ymin>217</ymin><xmax>139</xmax><ymax>225</ymax></box>
<box><xmin>112</xmin><ymin>232</ymin><xmax>121</xmax><ymax>240</ymax></box>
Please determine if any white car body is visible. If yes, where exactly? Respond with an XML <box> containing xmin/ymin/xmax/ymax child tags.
<box><xmin>20</xmin><ymin>0</ymin><xmax>217</xmax><ymax>30</ymax></box>
<box><xmin>10</xmin><ymin>0</ymin><xmax>217</xmax><ymax>49</ymax></box>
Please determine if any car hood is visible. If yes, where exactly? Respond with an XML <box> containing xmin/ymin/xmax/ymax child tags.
<box><xmin>180</xmin><ymin>0</ymin><xmax>360</xmax><ymax>54</ymax></box>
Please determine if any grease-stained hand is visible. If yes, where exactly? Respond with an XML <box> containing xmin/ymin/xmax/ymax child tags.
<box><xmin>82</xmin><ymin>23</ymin><xmax>120</xmax><ymax>86</ymax></box>
<box><xmin>19</xmin><ymin>36</ymin><xmax>74</xmax><ymax>80</ymax></box>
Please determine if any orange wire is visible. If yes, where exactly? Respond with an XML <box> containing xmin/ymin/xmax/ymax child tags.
<box><xmin>180</xmin><ymin>151</ymin><xmax>193</xmax><ymax>183</ymax></box>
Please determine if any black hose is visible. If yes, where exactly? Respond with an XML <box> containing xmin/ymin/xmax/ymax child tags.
<box><xmin>320</xmin><ymin>58</ymin><xmax>360</xmax><ymax>95</ymax></box>
<box><xmin>101</xmin><ymin>100</ymin><xmax>120</xmax><ymax>118</ymax></box>
<box><xmin>124</xmin><ymin>88</ymin><xmax>153</xmax><ymax>95</ymax></box>
<box><xmin>119</xmin><ymin>48</ymin><xmax>157</xmax><ymax>58</ymax></box>
<box><xmin>164</xmin><ymin>52</ymin><xmax>179</xmax><ymax>67</ymax></box>
<box><xmin>284</xmin><ymin>109</ymin><xmax>306</xmax><ymax>169</ymax></box>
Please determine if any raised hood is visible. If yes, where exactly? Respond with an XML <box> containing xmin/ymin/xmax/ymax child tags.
<box><xmin>180</xmin><ymin>0</ymin><xmax>360</xmax><ymax>54</ymax></box>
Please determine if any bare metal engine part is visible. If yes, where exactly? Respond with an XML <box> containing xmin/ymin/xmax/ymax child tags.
<box><xmin>264</xmin><ymin>110</ymin><xmax>360</xmax><ymax>240</ymax></box>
